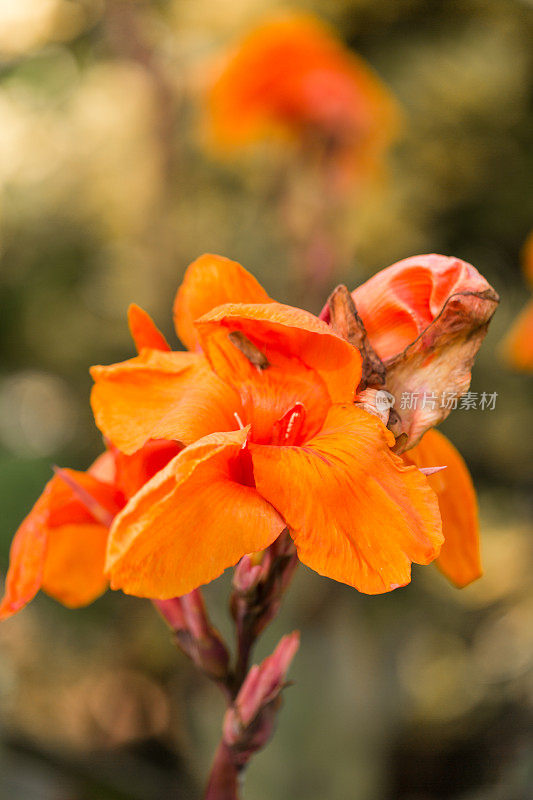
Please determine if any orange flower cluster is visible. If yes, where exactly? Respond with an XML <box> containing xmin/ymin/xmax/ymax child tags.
<box><xmin>502</xmin><ymin>232</ymin><xmax>533</xmax><ymax>370</ymax></box>
<box><xmin>1</xmin><ymin>253</ymin><xmax>498</xmax><ymax>619</ymax></box>
<box><xmin>208</xmin><ymin>13</ymin><xmax>399</xmax><ymax>179</ymax></box>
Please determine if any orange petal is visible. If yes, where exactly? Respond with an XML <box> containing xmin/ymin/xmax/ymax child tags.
<box><xmin>106</xmin><ymin>429</ymin><xmax>285</xmax><ymax>598</ymax></box>
<box><xmin>197</xmin><ymin>302</ymin><xmax>362</xmax><ymax>403</ymax></box>
<box><xmin>47</xmin><ymin>468</ymin><xmax>124</xmax><ymax>526</ymax></box>
<box><xmin>91</xmin><ymin>350</ymin><xmax>240</xmax><ymax>454</ymax></box>
<box><xmin>501</xmin><ymin>300</ymin><xmax>533</xmax><ymax>372</ymax></box>
<box><xmin>405</xmin><ymin>429</ymin><xmax>481</xmax><ymax>587</ymax></box>
<box><xmin>88</xmin><ymin>450</ymin><xmax>117</xmax><ymax>483</ymax></box>
<box><xmin>128</xmin><ymin>304</ymin><xmax>170</xmax><ymax>353</ymax></box>
<box><xmin>113</xmin><ymin>439</ymin><xmax>182</xmax><ymax>498</ymax></box>
<box><xmin>174</xmin><ymin>254</ymin><xmax>272</xmax><ymax>351</ymax></box>
<box><xmin>0</xmin><ymin>486</ymin><xmax>50</xmax><ymax>620</ymax></box>
<box><xmin>250</xmin><ymin>404</ymin><xmax>442</xmax><ymax>594</ymax></box>
<box><xmin>41</xmin><ymin>522</ymin><xmax>109</xmax><ymax>608</ymax></box>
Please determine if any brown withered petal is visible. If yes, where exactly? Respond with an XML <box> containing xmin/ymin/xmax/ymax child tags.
<box><xmin>385</xmin><ymin>287</ymin><xmax>499</xmax><ymax>451</ymax></box>
<box><xmin>326</xmin><ymin>284</ymin><xmax>385</xmax><ymax>390</ymax></box>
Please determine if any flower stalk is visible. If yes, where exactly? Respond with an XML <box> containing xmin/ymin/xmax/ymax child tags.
<box><xmin>153</xmin><ymin>535</ymin><xmax>299</xmax><ymax>800</ymax></box>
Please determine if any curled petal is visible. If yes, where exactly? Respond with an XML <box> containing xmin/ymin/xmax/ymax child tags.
<box><xmin>174</xmin><ymin>254</ymin><xmax>272</xmax><ymax>352</ymax></box>
<box><xmin>91</xmin><ymin>350</ymin><xmax>239</xmax><ymax>454</ymax></box>
<box><xmin>251</xmin><ymin>404</ymin><xmax>443</xmax><ymax>594</ymax></box>
<box><xmin>347</xmin><ymin>255</ymin><xmax>498</xmax><ymax>448</ymax></box>
<box><xmin>351</xmin><ymin>254</ymin><xmax>498</xmax><ymax>362</ymax></box>
<box><xmin>384</xmin><ymin>286</ymin><xmax>499</xmax><ymax>449</ymax></box>
<box><xmin>405</xmin><ymin>429</ymin><xmax>481</xmax><ymax>587</ymax></box>
<box><xmin>197</xmin><ymin>302</ymin><xmax>362</xmax><ymax>403</ymax></box>
<box><xmin>128</xmin><ymin>304</ymin><xmax>170</xmax><ymax>353</ymax></box>
<box><xmin>106</xmin><ymin>429</ymin><xmax>285</xmax><ymax>599</ymax></box>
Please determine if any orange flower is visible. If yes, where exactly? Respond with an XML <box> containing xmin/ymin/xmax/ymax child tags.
<box><xmin>0</xmin><ymin>306</ymin><xmax>182</xmax><ymax>620</ymax></box>
<box><xmin>0</xmin><ymin>459</ymin><xmax>121</xmax><ymax>619</ymax></box>
<box><xmin>501</xmin><ymin>232</ymin><xmax>533</xmax><ymax>371</ymax></box>
<box><xmin>0</xmin><ymin>440</ymin><xmax>182</xmax><ymax>620</ymax></box>
<box><xmin>91</xmin><ymin>254</ymin><xmax>443</xmax><ymax>598</ymax></box>
<box><xmin>208</xmin><ymin>13</ymin><xmax>399</xmax><ymax>179</ymax></box>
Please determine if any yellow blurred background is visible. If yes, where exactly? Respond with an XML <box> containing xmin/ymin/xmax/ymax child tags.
<box><xmin>0</xmin><ymin>1</ymin><xmax>532</xmax><ymax>798</ymax></box>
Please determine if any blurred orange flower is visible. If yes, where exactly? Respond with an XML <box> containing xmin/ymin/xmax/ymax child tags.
<box><xmin>501</xmin><ymin>232</ymin><xmax>533</xmax><ymax>371</ymax></box>
<box><xmin>92</xmin><ymin>254</ymin><xmax>443</xmax><ymax>599</ymax></box>
<box><xmin>208</xmin><ymin>13</ymin><xmax>400</xmax><ymax>181</ymax></box>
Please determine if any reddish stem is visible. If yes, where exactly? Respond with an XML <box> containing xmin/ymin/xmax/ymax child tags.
<box><xmin>204</xmin><ymin>742</ymin><xmax>241</xmax><ymax>800</ymax></box>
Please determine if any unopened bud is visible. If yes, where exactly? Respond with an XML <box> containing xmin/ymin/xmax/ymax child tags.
<box><xmin>154</xmin><ymin>590</ymin><xmax>230</xmax><ymax>683</ymax></box>
<box><xmin>223</xmin><ymin>632</ymin><xmax>299</xmax><ymax>766</ymax></box>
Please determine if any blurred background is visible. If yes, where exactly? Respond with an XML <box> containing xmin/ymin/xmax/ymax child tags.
<box><xmin>0</xmin><ymin>1</ymin><xmax>532</xmax><ymax>798</ymax></box>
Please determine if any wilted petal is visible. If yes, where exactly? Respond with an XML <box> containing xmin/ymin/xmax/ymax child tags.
<box><xmin>348</xmin><ymin>255</ymin><xmax>499</xmax><ymax>449</ymax></box>
<box><xmin>385</xmin><ymin>287</ymin><xmax>499</xmax><ymax>449</ymax></box>
<box><xmin>323</xmin><ymin>284</ymin><xmax>385</xmax><ymax>390</ymax></box>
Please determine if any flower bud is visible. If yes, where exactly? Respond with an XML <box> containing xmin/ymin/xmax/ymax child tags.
<box><xmin>222</xmin><ymin>632</ymin><xmax>299</xmax><ymax>766</ymax></box>
<box><xmin>155</xmin><ymin>590</ymin><xmax>230</xmax><ymax>683</ymax></box>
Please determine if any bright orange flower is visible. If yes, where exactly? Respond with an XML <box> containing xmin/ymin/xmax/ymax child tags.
<box><xmin>208</xmin><ymin>13</ymin><xmax>399</xmax><ymax>179</ymax></box>
<box><xmin>0</xmin><ymin>305</ymin><xmax>182</xmax><ymax>620</ymax></box>
<box><xmin>501</xmin><ymin>232</ymin><xmax>533</xmax><ymax>371</ymax></box>
<box><xmin>0</xmin><ymin>440</ymin><xmax>182</xmax><ymax>620</ymax></box>
<box><xmin>92</xmin><ymin>254</ymin><xmax>443</xmax><ymax>598</ymax></box>
<box><xmin>0</xmin><ymin>460</ymin><xmax>121</xmax><ymax>619</ymax></box>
